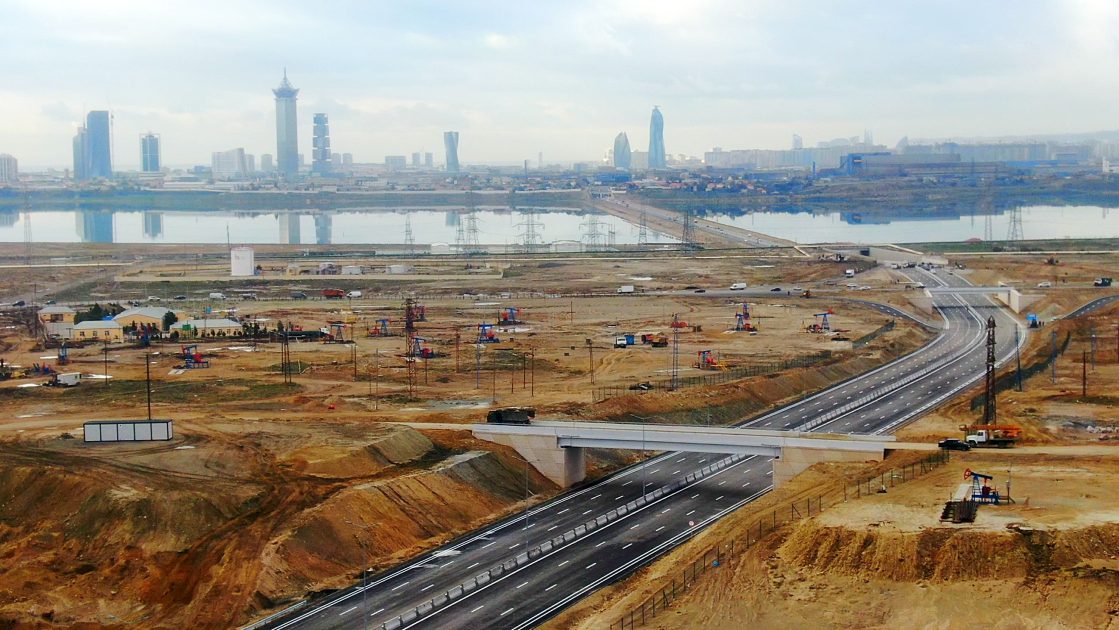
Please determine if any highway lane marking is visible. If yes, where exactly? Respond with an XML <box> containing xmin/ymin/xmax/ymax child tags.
<box><xmin>686</xmin><ymin>510</ymin><xmax>696</xmax><ymax>515</ymax></box>
<box><xmin>655</xmin><ymin>526</ymin><xmax>665</xmax><ymax>532</ymax></box>
<box><xmin>650</xmin><ymin>469</ymin><xmax>660</xmax><ymax>474</ymax></box>
<box><xmin>591</xmin><ymin>494</ymin><xmax>602</xmax><ymax>499</ymax></box>
<box><xmin>467</xmin><ymin>562</ymin><xmax>480</xmax><ymax>569</ymax></box>
<box><xmin>660</xmin><ymin>508</ymin><xmax>671</xmax><ymax>514</ymax></box>
<box><xmin>690</xmin><ymin>494</ymin><xmax>699</xmax><ymax>499</ymax></box>
<box><xmin>672</xmin><ymin>470</ymin><xmax>681</xmax><ymax>474</ymax></box>
<box><xmin>471</xmin><ymin>605</ymin><xmax>484</xmax><ymax>613</ymax></box>
<box><xmin>391</xmin><ymin>582</ymin><xmax>410</xmax><ymax>591</ymax></box>
<box><xmin>677</xmin><ymin>457</ymin><xmax>686</xmax><ymax>462</ymax></box>
<box><xmin>372</xmin><ymin>608</ymin><xmax>384</xmax><ymax>615</ymax></box>
<box><xmin>630</xmin><ymin>524</ymin><xmax>640</xmax><ymax>530</ymax></box>
<box><xmin>582</xmin><ymin>510</ymin><xmax>592</xmax><ymax>515</ymax></box>
<box><xmin>516</xmin><ymin>581</ymin><xmax>529</xmax><ymax>589</ymax></box>
<box><xmin>339</xmin><ymin>607</ymin><xmax>357</xmax><ymax>616</ymax></box>
<box><xmin>586</xmin><ymin>562</ymin><xmax>597</xmax><ymax>569</ymax></box>
<box><xmin>742</xmin><ymin>483</ymin><xmax>750</xmax><ymax>487</ymax></box>
<box><xmin>615</xmin><ymin>495</ymin><xmax>624</xmax><ymax>500</ymax></box>
<box><xmin>502</xmin><ymin>607</ymin><xmax>515</xmax><ymax>616</ymax></box>
<box><xmin>440</xmin><ymin>561</ymin><xmax>454</xmax><ymax>568</ymax></box>
<box><xmin>623</xmin><ymin>543</ymin><xmax>633</xmax><ymax>549</ymax></box>
<box><xmin>545</xmin><ymin>584</ymin><xmax>557</xmax><ymax>591</ymax></box>
<box><xmin>509</xmin><ymin>544</ymin><xmax>520</xmax><ymax>550</ymax></box>
<box><xmin>622</xmin><ymin>481</ymin><xmax>632</xmax><ymax>486</ymax></box>
<box><xmin>716</xmin><ymin>496</ymin><xmax>724</xmax><ymax>501</ymax></box>
<box><xmin>547</xmin><ymin>525</ymin><xmax>558</xmax><ymax>532</ymax></box>
<box><xmin>718</xmin><ymin>481</ymin><xmax>726</xmax><ymax>486</ymax></box>
<box><xmin>556</xmin><ymin>508</ymin><xmax>569</xmax><ymax>514</ymax></box>
<box><xmin>558</xmin><ymin>560</ymin><xmax>569</xmax><ymax>567</ymax></box>
<box><xmin>596</xmin><ymin>541</ymin><xmax>608</xmax><ymax>547</ymax></box>
<box><xmin>421</xmin><ymin>584</ymin><xmax>434</xmax><ymax>592</ymax></box>
<box><xmin>481</xmin><ymin>542</ymin><xmax>496</xmax><ymax>549</ymax></box>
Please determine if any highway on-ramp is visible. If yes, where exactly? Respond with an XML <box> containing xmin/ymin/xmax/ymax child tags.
<box><xmin>260</xmin><ymin>267</ymin><xmax>1027</xmax><ymax>630</ymax></box>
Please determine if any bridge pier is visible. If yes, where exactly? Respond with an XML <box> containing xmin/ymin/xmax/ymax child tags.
<box><xmin>773</xmin><ymin>446</ymin><xmax>883</xmax><ymax>489</ymax></box>
<box><xmin>475</xmin><ymin>430</ymin><xmax>586</xmax><ymax>487</ymax></box>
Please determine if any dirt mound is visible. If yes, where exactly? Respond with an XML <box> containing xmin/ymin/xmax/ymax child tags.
<box><xmin>254</xmin><ymin>450</ymin><xmax>554</xmax><ymax>601</ymax></box>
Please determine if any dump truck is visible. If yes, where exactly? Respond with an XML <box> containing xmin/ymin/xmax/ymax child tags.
<box><xmin>323</xmin><ymin>288</ymin><xmax>346</xmax><ymax>299</ymax></box>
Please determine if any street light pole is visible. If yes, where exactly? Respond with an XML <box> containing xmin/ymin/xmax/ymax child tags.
<box><xmin>345</xmin><ymin>520</ymin><xmax>381</xmax><ymax>630</ymax></box>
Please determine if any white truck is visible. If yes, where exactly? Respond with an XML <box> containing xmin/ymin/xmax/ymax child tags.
<box><xmin>618</xmin><ymin>285</ymin><xmax>635</xmax><ymax>294</ymax></box>
<box><xmin>729</xmin><ymin>282</ymin><xmax>749</xmax><ymax>291</ymax></box>
<box><xmin>53</xmin><ymin>372</ymin><xmax>81</xmax><ymax>387</ymax></box>
<box><xmin>845</xmin><ymin>269</ymin><xmax>856</xmax><ymax>278</ymax></box>
<box><xmin>209</xmin><ymin>292</ymin><xmax>226</xmax><ymax>300</ymax></box>
<box><xmin>346</xmin><ymin>290</ymin><xmax>363</xmax><ymax>299</ymax></box>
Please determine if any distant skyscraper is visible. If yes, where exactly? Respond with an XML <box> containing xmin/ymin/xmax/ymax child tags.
<box><xmin>424</xmin><ymin>152</ymin><xmax>433</xmax><ymax>168</ymax></box>
<box><xmin>247</xmin><ymin>154</ymin><xmax>255</xmax><ymax>173</ymax></box>
<box><xmin>412</xmin><ymin>152</ymin><xmax>421</xmax><ymax>166</ymax></box>
<box><xmin>613</xmin><ymin>132</ymin><xmax>632</xmax><ymax>169</ymax></box>
<box><xmin>312</xmin><ymin>113</ymin><xmax>331</xmax><ymax>174</ymax></box>
<box><xmin>444</xmin><ymin>131</ymin><xmax>460</xmax><ymax>172</ymax></box>
<box><xmin>86</xmin><ymin>111</ymin><xmax>113</xmax><ymax>178</ymax></box>
<box><xmin>72</xmin><ymin>126</ymin><xmax>88</xmax><ymax>180</ymax></box>
<box><xmin>0</xmin><ymin>154</ymin><xmax>17</xmax><ymax>182</ymax></box>
<box><xmin>211</xmin><ymin>148</ymin><xmax>249</xmax><ymax>177</ymax></box>
<box><xmin>538</xmin><ymin>152</ymin><xmax>543</xmax><ymax>169</ymax></box>
<box><xmin>273</xmin><ymin>71</ymin><xmax>300</xmax><ymax>176</ymax></box>
<box><xmin>331</xmin><ymin>152</ymin><xmax>341</xmax><ymax>169</ymax></box>
<box><xmin>863</xmin><ymin>129</ymin><xmax>873</xmax><ymax>145</ymax></box>
<box><xmin>792</xmin><ymin>134</ymin><xmax>803</xmax><ymax>150</ymax></box>
<box><xmin>342</xmin><ymin>153</ymin><xmax>353</xmax><ymax>167</ymax></box>
<box><xmin>648</xmin><ymin>107</ymin><xmax>665</xmax><ymax>168</ymax></box>
<box><xmin>386</xmin><ymin>155</ymin><xmax>407</xmax><ymax>170</ymax></box>
<box><xmin>261</xmin><ymin>154</ymin><xmax>274</xmax><ymax>172</ymax></box>
<box><xmin>140</xmin><ymin>133</ymin><xmax>161</xmax><ymax>172</ymax></box>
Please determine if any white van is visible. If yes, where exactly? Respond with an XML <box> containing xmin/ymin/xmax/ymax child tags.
<box><xmin>729</xmin><ymin>282</ymin><xmax>749</xmax><ymax>291</ymax></box>
<box><xmin>346</xmin><ymin>290</ymin><xmax>363</xmax><ymax>299</ymax></box>
<box><xmin>1037</xmin><ymin>281</ymin><xmax>1051</xmax><ymax>288</ymax></box>
<box><xmin>209</xmin><ymin>292</ymin><xmax>226</xmax><ymax>300</ymax></box>
<box><xmin>845</xmin><ymin>269</ymin><xmax>856</xmax><ymax>278</ymax></box>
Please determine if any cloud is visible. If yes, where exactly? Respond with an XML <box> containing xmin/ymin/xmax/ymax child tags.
<box><xmin>40</xmin><ymin>101</ymin><xmax>78</xmax><ymax>123</ymax></box>
<box><xmin>483</xmin><ymin>33</ymin><xmax>519</xmax><ymax>49</ymax></box>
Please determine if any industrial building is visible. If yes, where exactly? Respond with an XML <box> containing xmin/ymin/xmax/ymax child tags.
<box><xmin>72</xmin><ymin>320</ymin><xmax>124</xmax><ymax>341</ymax></box>
<box><xmin>38</xmin><ymin>305</ymin><xmax>75</xmax><ymax>338</ymax></box>
<box><xmin>170</xmin><ymin>318</ymin><xmax>242</xmax><ymax>338</ymax></box>
<box><xmin>113</xmin><ymin>307</ymin><xmax>175</xmax><ymax>329</ymax></box>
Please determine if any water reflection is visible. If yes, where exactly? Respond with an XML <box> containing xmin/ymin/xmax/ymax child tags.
<box><xmin>75</xmin><ymin>210</ymin><xmax>114</xmax><ymax>243</ymax></box>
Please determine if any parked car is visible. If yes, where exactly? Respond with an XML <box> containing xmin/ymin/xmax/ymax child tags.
<box><xmin>147</xmin><ymin>296</ymin><xmax>162</xmax><ymax>302</ymax></box>
<box><xmin>290</xmin><ymin>291</ymin><xmax>308</xmax><ymax>300</ymax></box>
<box><xmin>693</xmin><ymin>289</ymin><xmax>706</xmax><ymax>293</ymax></box>
<box><xmin>770</xmin><ymin>287</ymin><xmax>781</xmax><ymax>292</ymax></box>
<box><xmin>173</xmin><ymin>295</ymin><xmax>187</xmax><ymax>301</ymax></box>
<box><xmin>11</xmin><ymin>300</ymin><xmax>25</xmax><ymax>307</ymax></box>
<box><xmin>937</xmin><ymin>438</ymin><xmax>971</xmax><ymax>451</ymax></box>
<box><xmin>1037</xmin><ymin>281</ymin><xmax>1051</xmax><ymax>288</ymax></box>
<box><xmin>45</xmin><ymin>299</ymin><xmax>56</xmax><ymax>305</ymax></box>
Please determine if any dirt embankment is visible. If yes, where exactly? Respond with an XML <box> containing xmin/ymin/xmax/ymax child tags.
<box><xmin>552</xmin><ymin>452</ymin><xmax>1119</xmax><ymax>630</ymax></box>
<box><xmin>0</xmin><ymin>423</ymin><xmax>556</xmax><ymax>629</ymax></box>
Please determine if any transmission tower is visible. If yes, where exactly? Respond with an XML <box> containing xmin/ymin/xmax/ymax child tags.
<box><xmin>403</xmin><ymin>215</ymin><xmax>415</xmax><ymax>257</ymax></box>
<box><xmin>1006</xmin><ymin>206</ymin><xmax>1024</xmax><ymax>243</ymax></box>
<box><xmin>581</xmin><ymin>214</ymin><xmax>605</xmax><ymax>251</ymax></box>
<box><xmin>982</xmin><ymin>316</ymin><xmax>997</xmax><ymax>425</ymax></box>
<box><xmin>680</xmin><ymin>204</ymin><xmax>697</xmax><ymax>251</ymax></box>
<box><xmin>981</xmin><ymin>183</ymin><xmax>993</xmax><ymax>243</ymax></box>
<box><xmin>670</xmin><ymin>314</ymin><xmax>682</xmax><ymax>390</ymax></box>
<box><xmin>454</xmin><ymin>213</ymin><xmax>466</xmax><ymax>255</ymax></box>
<box><xmin>515</xmin><ymin>207</ymin><xmax>544</xmax><ymax>253</ymax></box>
<box><xmin>637</xmin><ymin>208</ymin><xmax>648</xmax><ymax>247</ymax></box>
<box><xmin>608</xmin><ymin>223</ymin><xmax>616</xmax><ymax>249</ymax></box>
<box><xmin>464</xmin><ymin>211</ymin><xmax>481</xmax><ymax>253</ymax></box>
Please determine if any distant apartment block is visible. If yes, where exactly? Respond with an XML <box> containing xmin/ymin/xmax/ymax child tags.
<box><xmin>424</xmin><ymin>152</ymin><xmax>433</xmax><ymax>168</ymax></box>
<box><xmin>211</xmin><ymin>148</ymin><xmax>249</xmax><ymax>178</ymax></box>
<box><xmin>0</xmin><ymin>154</ymin><xmax>17</xmax><ymax>182</ymax></box>
<box><xmin>342</xmin><ymin>153</ymin><xmax>353</xmax><ymax>167</ymax></box>
<box><xmin>412</xmin><ymin>152</ymin><xmax>421</xmax><ymax>166</ymax></box>
<box><xmin>140</xmin><ymin>133</ymin><xmax>161</xmax><ymax>172</ymax></box>
<box><xmin>260</xmin><ymin>154</ymin><xmax>274</xmax><ymax>172</ymax></box>
<box><xmin>385</xmin><ymin>155</ymin><xmax>407</xmax><ymax>170</ymax></box>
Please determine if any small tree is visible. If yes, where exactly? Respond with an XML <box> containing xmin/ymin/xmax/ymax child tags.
<box><xmin>163</xmin><ymin>311</ymin><xmax>178</xmax><ymax>331</ymax></box>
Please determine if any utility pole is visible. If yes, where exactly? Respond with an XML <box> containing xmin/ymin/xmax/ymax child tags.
<box><xmin>145</xmin><ymin>353</ymin><xmax>152</xmax><ymax>421</ymax></box>
<box><xmin>1090</xmin><ymin>324</ymin><xmax>1096</xmax><ymax>372</ymax></box>
<box><xmin>103</xmin><ymin>343</ymin><xmax>109</xmax><ymax>388</ymax></box>
<box><xmin>1015</xmin><ymin>325</ymin><xmax>1022</xmax><ymax>392</ymax></box>
<box><xmin>1051</xmin><ymin>329</ymin><xmax>1058</xmax><ymax>384</ymax></box>
<box><xmin>1082</xmin><ymin>351</ymin><xmax>1088</xmax><ymax>397</ymax></box>
<box><xmin>982</xmin><ymin>317</ymin><xmax>996</xmax><ymax>425</ymax></box>
<box><xmin>352</xmin><ymin>343</ymin><xmax>358</xmax><ymax>381</ymax></box>
<box><xmin>586</xmin><ymin>339</ymin><xmax>595</xmax><ymax>384</ymax></box>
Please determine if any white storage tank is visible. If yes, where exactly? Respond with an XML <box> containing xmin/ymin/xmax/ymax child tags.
<box><xmin>231</xmin><ymin>246</ymin><xmax>255</xmax><ymax>277</ymax></box>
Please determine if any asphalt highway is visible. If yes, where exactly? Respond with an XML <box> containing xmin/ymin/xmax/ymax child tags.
<box><xmin>260</xmin><ymin>267</ymin><xmax>1027</xmax><ymax>630</ymax></box>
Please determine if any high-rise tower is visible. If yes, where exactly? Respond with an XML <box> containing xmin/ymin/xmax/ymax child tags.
<box><xmin>444</xmin><ymin>131</ymin><xmax>460</xmax><ymax>172</ymax></box>
<box><xmin>648</xmin><ymin>107</ymin><xmax>666</xmax><ymax>169</ymax></box>
<box><xmin>72</xmin><ymin>126</ymin><xmax>89</xmax><ymax>181</ymax></box>
<box><xmin>312</xmin><ymin>113</ymin><xmax>331</xmax><ymax>174</ymax></box>
<box><xmin>140</xmin><ymin>133</ymin><xmax>161</xmax><ymax>172</ymax></box>
<box><xmin>613</xmin><ymin>132</ymin><xmax>632</xmax><ymax>169</ymax></box>
<box><xmin>86</xmin><ymin>111</ymin><xmax>112</xmax><ymax>178</ymax></box>
<box><xmin>273</xmin><ymin>70</ymin><xmax>300</xmax><ymax>176</ymax></box>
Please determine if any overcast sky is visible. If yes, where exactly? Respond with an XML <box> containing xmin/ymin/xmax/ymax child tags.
<box><xmin>2</xmin><ymin>0</ymin><xmax>1118</xmax><ymax>169</ymax></box>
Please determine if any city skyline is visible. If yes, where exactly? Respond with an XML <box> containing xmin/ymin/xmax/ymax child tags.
<box><xmin>4</xmin><ymin>2</ymin><xmax>1119</xmax><ymax>168</ymax></box>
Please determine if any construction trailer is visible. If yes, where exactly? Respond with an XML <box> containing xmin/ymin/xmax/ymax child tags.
<box><xmin>51</xmin><ymin>372</ymin><xmax>82</xmax><ymax>387</ymax></box>
<box><xmin>477</xmin><ymin>323</ymin><xmax>500</xmax><ymax>344</ymax></box>
<box><xmin>181</xmin><ymin>345</ymin><xmax>210</xmax><ymax>369</ymax></box>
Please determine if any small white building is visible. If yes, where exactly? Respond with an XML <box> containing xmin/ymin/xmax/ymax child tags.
<box><xmin>430</xmin><ymin>242</ymin><xmax>453</xmax><ymax>255</ymax></box>
<box><xmin>551</xmin><ymin>240</ymin><xmax>584</xmax><ymax>253</ymax></box>
<box><xmin>341</xmin><ymin>265</ymin><xmax>363</xmax><ymax>275</ymax></box>
<box><xmin>72</xmin><ymin>319</ymin><xmax>124</xmax><ymax>341</ymax></box>
<box><xmin>386</xmin><ymin>264</ymin><xmax>414</xmax><ymax>275</ymax></box>
<box><xmin>231</xmin><ymin>246</ymin><xmax>255</xmax><ymax>277</ymax></box>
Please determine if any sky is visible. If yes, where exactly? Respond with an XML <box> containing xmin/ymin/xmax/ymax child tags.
<box><xmin>2</xmin><ymin>0</ymin><xmax>1119</xmax><ymax>169</ymax></box>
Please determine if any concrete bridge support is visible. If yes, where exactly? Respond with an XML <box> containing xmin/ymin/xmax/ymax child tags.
<box><xmin>772</xmin><ymin>446</ymin><xmax>883</xmax><ymax>489</ymax></box>
<box><xmin>476</xmin><ymin>431</ymin><xmax>586</xmax><ymax>487</ymax></box>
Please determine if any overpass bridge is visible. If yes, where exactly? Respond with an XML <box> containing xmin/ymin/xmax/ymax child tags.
<box><xmin>473</xmin><ymin>421</ymin><xmax>894</xmax><ymax>488</ymax></box>
<box><xmin>924</xmin><ymin>283</ymin><xmax>1042</xmax><ymax>313</ymax></box>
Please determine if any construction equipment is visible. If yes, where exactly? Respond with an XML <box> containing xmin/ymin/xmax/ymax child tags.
<box><xmin>50</xmin><ymin>372</ymin><xmax>82</xmax><ymax>387</ymax></box>
<box><xmin>641</xmin><ymin>333</ymin><xmax>669</xmax><ymax>347</ymax></box>
<box><xmin>323</xmin><ymin>288</ymin><xmax>345</xmax><ymax>299</ymax></box>
<box><xmin>805</xmin><ymin>309</ymin><xmax>834</xmax><ymax>334</ymax></box>
<box><xmin>960</xmin><ymin>316</ymin><xmax>1020</xmax><ymax>447</ymax></box>
<box><xmin>325</xmin><ymin>323</ymin><xmax>348</xmax><ymax>343</ymax></box>
<box><xmin>500</xmin><ymin>307</ymin><xmax>522</xmax><ymax>324</ymax></box>
<box><xmin>614</xmin><ymin>334</ymin><xmax>635</xmax><ymax>348</ymax></box>
<box><xmin>477</xmin><ymin>323</ymin><xmax>500</xmax><ymax>344</ymax></box>
<box><xmin>56</xmin><ymin>342</ymin><xmax>71</xmax><ymax>366</ymax></box>
<box><xmin>181</xmin><ymin>345</ymin><xmax>210</xmax><ymax>369</ymax></box>
<box><xmin>734</xmin><ymin>303</ymin><xmax>758</xmax><ymax>332</ymax></box>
